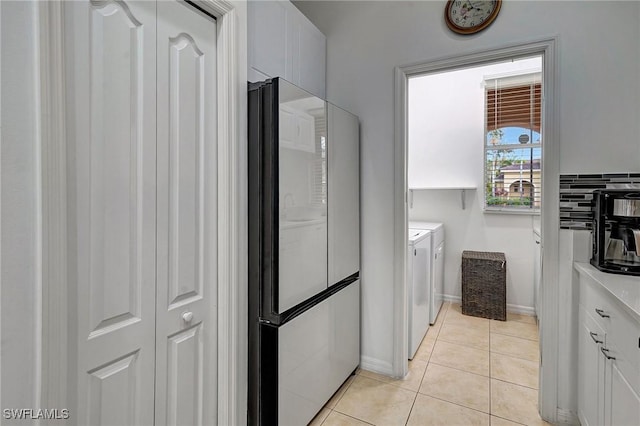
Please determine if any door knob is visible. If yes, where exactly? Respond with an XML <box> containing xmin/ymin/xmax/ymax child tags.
<box><xmin>182</xmin><ymin>311</ymin><xmax>194</xmax><ymax>323</ymax></box>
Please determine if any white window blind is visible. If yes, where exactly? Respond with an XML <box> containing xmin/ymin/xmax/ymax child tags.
<box><xmin>484</xmin><ymin>71</ymin><xmax>542</xmax><ymax>212</ymax></box>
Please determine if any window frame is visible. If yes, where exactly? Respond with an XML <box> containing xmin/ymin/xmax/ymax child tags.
<box><xmin>483</xmin><ymin>69</ymin><xmax>542</xmax><ymax>215</ymax></box>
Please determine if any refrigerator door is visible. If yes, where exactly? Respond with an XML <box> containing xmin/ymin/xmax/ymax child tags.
<box><xmin>278</xmin><ymin>280</ymin><xmax>360</xmax><ymax>426</ymax></box>
<box><xmin>327</xmin><ymin>103</ymin><xmax>360</xmax><ymax>285</ymax></box>
<box><xmin>278</xmin><ymin>79</ymin><xmax>328</xmax><ymax>312</ymax></box>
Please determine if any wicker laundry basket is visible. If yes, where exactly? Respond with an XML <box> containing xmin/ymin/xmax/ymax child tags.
<box><xmin>461</xmin><ymin>251</ymin><xmax>506</xmax><ymax>321</ymax></box>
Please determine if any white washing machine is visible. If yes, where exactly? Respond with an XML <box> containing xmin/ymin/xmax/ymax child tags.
<box><xmin>407</xmin><ymin>229</ymin><xmax>431</xmax><ymax>359</ymax></box>
<box><xmin>410</xmin><ymin>222</ymin><xmax>445</xmax><ymax>325</ymax></box>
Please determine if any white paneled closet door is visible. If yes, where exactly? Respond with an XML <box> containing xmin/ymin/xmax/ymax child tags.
<box><xmin>155</xmin><ymin>2</ymin><xmax>217</xmax><ymax>425</ymax></box>
<box><xmin>67</xmin><ymin>1</ymin><xmax>158</xmax><ymax>424</ymax></box>
<box><xmin>65</xmin><ymin>1</ymin><xmax>217</xmax><ymax>424</ymax></box>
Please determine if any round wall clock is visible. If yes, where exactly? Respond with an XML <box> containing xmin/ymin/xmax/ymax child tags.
<box><xmin>444</xmin><ymin>0</ymin><xmax>502</xmax><ymax>35</ymax></box>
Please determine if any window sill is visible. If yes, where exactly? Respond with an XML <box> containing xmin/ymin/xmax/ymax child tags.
<box><xmin>483</xmin><ymin>208</ymin><xmax>541</xmax><ymax>216</ymax></box>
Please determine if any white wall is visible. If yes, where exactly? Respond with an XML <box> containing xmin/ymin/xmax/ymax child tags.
<box><xmin>408</xmin><ymin>58</ymin><xmax>540</xmax><ymax>188</ymax></box>
<box><xmin>408</xmin><ymin>60</ymin><xmax>541</xmax><ymax>311</ymax></box>
<box><xmin>1</xmin><ymin>0</ymin><xmax>40</xmax><ymax>418</ymax></box>
<box><xmin>295</xmin><ymin>0</ymin><xmax>640</xmax><ymax>407</ymax></box>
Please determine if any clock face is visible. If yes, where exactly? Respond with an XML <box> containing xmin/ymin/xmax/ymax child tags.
<box><xmin>445</xmin><ymin>0</ymin><xmax>501</xmax><ymax>34</ymax></box>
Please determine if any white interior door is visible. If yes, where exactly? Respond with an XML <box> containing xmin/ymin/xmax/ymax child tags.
<box><xmin>66</xmin><ymin>1</ymin><xmax>158</xmax><ymax>424</ymax></box>
<box><xmin>154</xmin><ymin>2</ymin><xmax>217</xmax><ymax>425</ymax></box>
<box><xmin>67</xmin><ymin>1</ymin><xmax>217</xmax><ymax>424</ymax></box>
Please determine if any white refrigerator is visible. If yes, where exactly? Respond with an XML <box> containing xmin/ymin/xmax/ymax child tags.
<box><xmin>248</xmin><ymin>78</ymin><xmax>361</xmax><ymax>426</ymax></box>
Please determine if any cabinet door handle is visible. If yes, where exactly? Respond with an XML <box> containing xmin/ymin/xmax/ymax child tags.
<box><xmin>595</xmin><ymin>308</ymin><xmax>610</xmax><ymax>318</ymax></box>
<box><xmin>589</xmin><ymin>331</ymin><xmax>603</xmax><ymax>344</ymax></box>
<box><xmin>601</xmin><ymin>347</ymin><xmax>616</xmax><ymax>360</ymax></box>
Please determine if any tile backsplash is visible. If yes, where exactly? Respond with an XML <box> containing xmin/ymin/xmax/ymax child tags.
<box><xmin>559</xmin><ymin>173</ymin><xmax>640</xmax><ymax>229</ymax></box>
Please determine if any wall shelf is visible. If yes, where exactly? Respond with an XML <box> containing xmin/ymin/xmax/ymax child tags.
<box><xmin>409</xmin><ymin>187</ymin><xmax>477</xmax><ymax>210</ymax></box>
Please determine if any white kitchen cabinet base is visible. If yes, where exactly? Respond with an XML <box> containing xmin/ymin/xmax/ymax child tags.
<box><xmin>576</xmin><ymin>263</ymin><xmax>640</xmax><ymax>426</ymax></box>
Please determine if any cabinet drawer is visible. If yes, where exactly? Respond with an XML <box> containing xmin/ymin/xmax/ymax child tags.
<box><xmin>579</xmin><ymin>275</ymin><xmax>618</xmax><ymax>332</ymax></box>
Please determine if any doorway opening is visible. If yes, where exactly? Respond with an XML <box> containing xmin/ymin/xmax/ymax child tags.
<box><xmin>393</xmin><ymin>39</ymin><xmax>559</xmax><ymax>422</ymax></box>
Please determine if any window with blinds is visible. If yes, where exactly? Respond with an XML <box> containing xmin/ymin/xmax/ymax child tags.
<box><xmin>484</xmin><ymin>70</ymin><xmax>542</xmax><ymax>212</ymax></box>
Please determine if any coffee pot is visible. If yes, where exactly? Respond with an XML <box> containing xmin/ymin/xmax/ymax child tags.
<box><xmin>605</xmin><ymin>224</ymin><xmax>640</xmax><ymax>265</ymax></box>
<box><xmin>591</xmin><ymin>190</ymin><xmax>640</xmax><ymax>276</ymax></box>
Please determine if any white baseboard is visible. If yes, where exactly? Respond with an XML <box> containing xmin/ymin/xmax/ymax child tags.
<box><xmin>443</xmin><ymin>295</ymin><xmax>536</xmax><ymax>317</ymax></box>
<box><xmin>359</xmin><ymin>356</ymin><xmax>395</xmax><ymax>378</ymax></box>
<box><xmin>443</xmin><ymin>295</ymin><xmax>461</xmax><ymax>304</ymax></box>
<box><xmin>556</xmin><ymin>408</ymin><xmax>579</xmax><ymax>425</ymax></box>
<box><xmin>506</xmin><ymin>303</ymin><xmax>536</xmax><ymax>316</ymax></box>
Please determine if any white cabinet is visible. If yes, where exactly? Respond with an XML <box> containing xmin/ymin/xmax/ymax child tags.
<box><xmin>327</xmin><ymin>103</ymin><xmax>360</xmax><ymax>285</ymax></box>
<box><xmin>577</xmin><ymin>269</ymin><xmax>640</xmax><ymax>426</ymax></box>
<box><xmin>248</xmin><ymin>0</ymin><xmax>326</xmax><ymax>98</ymax></box>
<box><xmin>248</xmin><ymin>0</ymin><xmax>288</xmax><ymax>81</ymax></box>
<box><xmin>578</xmin><ymin>306</ymin><xmax>606</xmax><ymax>426</ymax></box>
<box><xmin>607</xmin><ymin>360</ymin><xmax>640</xmax><ymax>426</ymax></box>
<box><xmin>296</xmin><ymin>21</ymin><xmax>326</xmax><ymax>99</ymax></box>
<box><xmin>279</xmin><ymin>104</ymin><xmax>315</xmax><ymax>152</ymax></box>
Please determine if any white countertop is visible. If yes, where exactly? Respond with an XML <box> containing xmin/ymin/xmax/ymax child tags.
<box><xmin>574</xmin><ymin>262</ymin><xmax>640</xmax><ymax>321</ymax></box>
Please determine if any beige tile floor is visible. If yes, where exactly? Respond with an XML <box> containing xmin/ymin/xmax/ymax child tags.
<box><xmin>309</xmin><ymin>302</ymin><xmax>551</xmax><ymax>426</ymax></box>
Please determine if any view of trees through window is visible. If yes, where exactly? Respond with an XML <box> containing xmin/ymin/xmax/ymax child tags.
<box><xmin>486</xmin><ymin>127</ymin><xmax>541</xmax><ymax>209</ymax></box>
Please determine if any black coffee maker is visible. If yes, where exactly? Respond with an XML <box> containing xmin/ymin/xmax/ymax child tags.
<box><xmin>591</xmin><ymin>190</ymin><xmax>640</xmax><ymax>275</ymax></box>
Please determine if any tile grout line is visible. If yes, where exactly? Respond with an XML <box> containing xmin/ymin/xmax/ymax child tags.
<box><xmin>490</xmin><ymin>330</ymin><xmax>539</xmax><ymax>342</ymax></box>
<box><xmin>491</xmin><ymin>413</ymin><xmax>529</xmax><ymax>426</ymax></box>
<box><xmin>418</xmin><ymin>392</ymin><xmax>491</xmax><ymax>416</ymax></box>
<box><xmin>489</xmin><ymin>348</ymin><xmax>540</xmax><ymax>363</ymax></box>
<box><xmin>404</xmin><ymin>391</ymin><xmax>419</xmax><ymax>426</ymax></box>
<box><xmin>491</xmin><ymin>376</ymin><xmax>539</xmax><ymax>391</ymax></box>
<box><xmin>426</xmin><ymin>359</ymin><xmax>490</xmax><ymax>378</ymax></box>
<box><xmin>335</xmin><ymin>411</ymin><xmax>376</xmax><ymax>426</ymax></box>
<box><xmin>489</xmin><ymin>322</ymin><xmax>493</xmax><ymax>424</ymax></box>
<box><xmin>317</xmin><ymin>408</ymin><xmax>331</xmax><ymax>426</ymax></box>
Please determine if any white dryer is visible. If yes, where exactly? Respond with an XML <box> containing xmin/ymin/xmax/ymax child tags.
<box><xmin>407</xmin><ymin>229</ymin><xmax>431</xmax><ymax>359</ymax></box>
<box><xmin>410</xmin><ymin>222</ymin><xmax>445</xmax><ymax>324</ymax></box>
